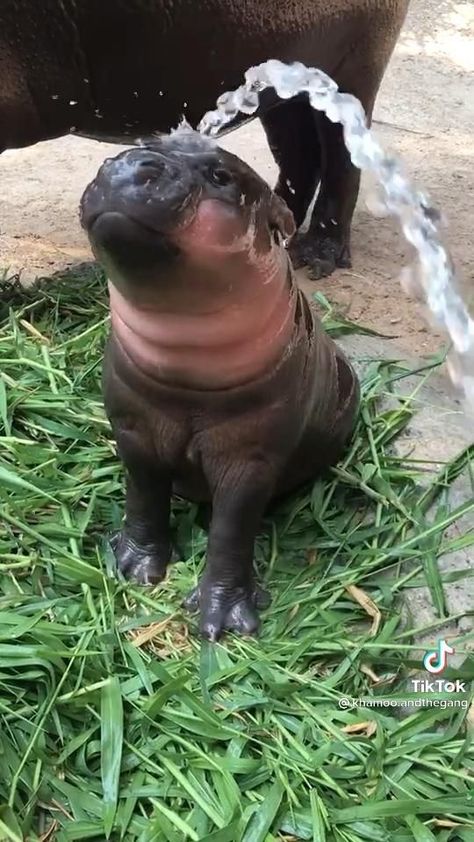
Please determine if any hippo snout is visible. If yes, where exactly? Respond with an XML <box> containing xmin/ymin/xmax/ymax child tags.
<box><xmin>80</xmin><ymin>146</ymin><xmax>197</xmax><ymax>238</ymax></box>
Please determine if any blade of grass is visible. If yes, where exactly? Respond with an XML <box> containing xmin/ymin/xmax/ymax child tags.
<box><xmin>101</xmin><ymin>676</ymin><xmax>124</xmax><ymax>838</ymax></box>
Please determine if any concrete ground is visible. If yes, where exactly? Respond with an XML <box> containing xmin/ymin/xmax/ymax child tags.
<box><xmin>340</xmin><ymin>334</ymin><xmax>474</xmax><ymax>647</ymax></box>
<box><xmin>0</xmin><ymin>0</ymin><xmax>473</xmax><ymax>641</ymax></box>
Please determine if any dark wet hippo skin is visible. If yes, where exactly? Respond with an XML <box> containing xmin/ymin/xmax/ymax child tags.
<box><xmin>1</xmin><ymin>0</ymin><xmax>409</xmax><ymax>277</ymax></box>
<box><xmin>80</xmin><ymin>129</ymin><xmax>359</xmax><ymax>640</ymax></box>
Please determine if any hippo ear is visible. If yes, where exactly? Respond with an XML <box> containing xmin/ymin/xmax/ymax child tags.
<box><xmin>269</xmin><ymin>193</ymin><xmax>296</xmax><ymax>240</ymax></box>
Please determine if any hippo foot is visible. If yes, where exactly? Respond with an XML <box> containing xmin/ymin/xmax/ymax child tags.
<box><xmin>184</xmin><ymin>579</ymin><xmax>271</xmax><ymax>641</ymax></box>
<box><xmin>289</xmin><ymin>229</ymin><xmax>351</xmax><ymax>280</ymax></box>
<box><xmin>111</xmin><ymin>531</ymin><xmax>169</xmax><ymax>585</ymax></box>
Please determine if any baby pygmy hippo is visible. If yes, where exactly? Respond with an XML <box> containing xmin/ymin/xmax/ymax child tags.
<box><xmin>80</xmin><ymin>129</ymin><xmax>359</xmax><ymax>640</ymax></box>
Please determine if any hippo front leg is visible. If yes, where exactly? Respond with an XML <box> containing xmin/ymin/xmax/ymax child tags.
<box><xmin>184</xmin><ymin>464</ymin><xmax>274</xmax><ymax>641</ymax></box>
<box><xmin>112</xmin><ymin>466</ymin><xmax>172</xmax><ymax>586</ymax></box>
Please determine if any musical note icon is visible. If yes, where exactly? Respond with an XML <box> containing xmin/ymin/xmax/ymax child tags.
<box><xmin>423</xmin><ymin>639</ymin><xmax>454</xmax><ymax>674</ymax></box>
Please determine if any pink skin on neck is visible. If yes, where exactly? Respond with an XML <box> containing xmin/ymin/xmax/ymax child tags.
<box><xmin>109</xmin><ymin>199</ymin><xmax>297</xmax><ymax>390</ymax></box>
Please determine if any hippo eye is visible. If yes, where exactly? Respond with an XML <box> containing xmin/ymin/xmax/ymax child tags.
<box><xmin>210</xmin><ymin>167</ymin><xmax>233</xmax><ymax>187</ymax></box>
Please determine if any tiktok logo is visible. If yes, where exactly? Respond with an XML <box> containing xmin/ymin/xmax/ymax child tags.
<box><xmin>423</xmin><ymin>639</ymin><xmax>454</xmax><ymax>674</ymax></box>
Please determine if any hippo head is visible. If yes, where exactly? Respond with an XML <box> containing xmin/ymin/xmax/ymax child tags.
<box><xmin>80</xmin><ymin>128</ymin><xmax>295</xmax><ymax>309</ymax></box>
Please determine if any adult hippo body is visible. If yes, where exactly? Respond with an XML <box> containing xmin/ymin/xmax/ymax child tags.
<box><xmin>1</xmin><ymin>0</ymin><xmax>409</xmax><ymax>276</ymax></box>
<box><xmin>80</xmin><ymin>130</ymin><xmax>359</xmax><ymax>639</ymax></box>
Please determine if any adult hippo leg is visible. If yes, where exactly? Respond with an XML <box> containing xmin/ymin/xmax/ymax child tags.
<box><xmin>262</xmin><ymin>72</ymin><xmax>377</xmax><ymax>280</ymax></box>
<box><xmin>184</xmin><ymin>462</ymin><xmax>274</xmax><ymax>641</ymax></box>
<box><xmin>261</xmin><ymin>4</ymin><xmax>409</xmax><ymax>278</ymax></box>
<box><xmin>260</xmin><ymin>88</ymin><xmax>366</xmax><ymax>279</ymax></box>
<box><xmin>259</xmin><ymin>98</ymin><xmax>322</xmax><ymax>228</ymax></box>
<box><xmin>290</xmin><ymin>110</ymin><xmax>360</xmax><ymax>279</ymax></box>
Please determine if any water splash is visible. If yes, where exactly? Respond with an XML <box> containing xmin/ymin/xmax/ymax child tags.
<box><xmin>198</xmin><ymin>59</ymin><xmax>474</xmax><ymax>408</ymax></box>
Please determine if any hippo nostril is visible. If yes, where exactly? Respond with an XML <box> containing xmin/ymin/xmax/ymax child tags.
<box><xmin>137</xmin><ymin>157</ymin><xmax>167</xmax><ymax>175</ymax></box>
<box><xmin>132</xmin><ymin>156</ymin><xmax>171</xmax><ymax>185</ymax></box>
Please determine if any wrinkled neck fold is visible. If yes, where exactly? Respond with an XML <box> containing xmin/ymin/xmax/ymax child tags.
<box><xmin>108</xmin><ymin>252</ymin><xmax>298</xmax><ymax>390</ymax></box>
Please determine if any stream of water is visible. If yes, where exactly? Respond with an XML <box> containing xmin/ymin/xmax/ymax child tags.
<box><xmin>198</xmin><ymin>59</ymin><xmax>474</xmax><ymax>408</ymax></box>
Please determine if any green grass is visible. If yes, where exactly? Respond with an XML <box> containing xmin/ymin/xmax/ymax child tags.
<box><xmin>0</xmin><ymin>267</ymin><xmax>473</xmax><ymax>842</ymax></box>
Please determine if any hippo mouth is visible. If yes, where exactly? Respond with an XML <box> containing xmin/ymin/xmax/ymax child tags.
<box><xmin>88</xmin><ymin>211</ymin><xmax>183</xmax><ymax>269</ymax></box>
<box><xmin>85</xmin><ymin>188</ymin><xmax>200</xmax><ymax>236</ymax></box>
<box><xmin>87</xmin><ymin>194</ymin><xmax>254</xmax><ymax>280</ymax></box>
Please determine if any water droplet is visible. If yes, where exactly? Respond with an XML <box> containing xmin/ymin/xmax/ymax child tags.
<box><xmin>365</xmin><ymin>191</ymin><xmax>389</xmax><ymax>218</ymax></box>
<box><xmin>399</xmin><ymin>265</ymin><xmax>422</xmax><ymax>299</ymax></box>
